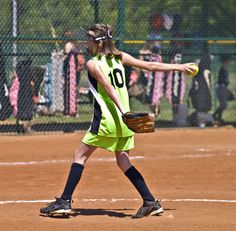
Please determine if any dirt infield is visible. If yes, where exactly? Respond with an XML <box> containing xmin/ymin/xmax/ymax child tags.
<box><xmin>0</xmin><ymin>127</ymin><xmax>236</xmax><ymax>231</ymax></box>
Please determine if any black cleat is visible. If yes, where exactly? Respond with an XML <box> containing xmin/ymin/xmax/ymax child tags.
<box><xmin>40</xmin><ymin>197</ymin><xmax>71</xmax><ymax>215</ymax></box>
<box><xmin>132</xmin><ymin>200</ymin><xmax>163</xmax><ymax>219</ymax></box>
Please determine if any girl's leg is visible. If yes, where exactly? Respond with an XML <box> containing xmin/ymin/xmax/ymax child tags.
<box><xmin>40</xmin><ymin>142</ymin><xmax>97</xmax><ymax>214</ymax></box>
<box><xmin>115</xmin><ymin>150</ymin><xmax>163</xmax><ymax>218</ymax></box>
<box><xmin>73</xmin><ymin>141</ymin><xmax>97</xmax><ymax>165</ymax></box>
<box><xmin>61</xmin><ymin>142</ymin><xmax>97</xmax><ymax>200</ymax></box>
<box><xmin>115</xmin><ymin>150</ymin><xmax>132</xmax><ymax>172</ymax></box>
<box><xmin>115</xmin><ymin>151</ymin><xmax>155</xmax><ymax>202</ymax></box>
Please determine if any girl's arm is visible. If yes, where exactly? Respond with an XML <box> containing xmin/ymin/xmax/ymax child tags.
<box><xmin>86</xmin><ymin>60</ymin><xmax>127</xmax><ymax>114</ymax></box>
<box><xmin>121</xmin><ymin>52</ymin><xmax>195</xmax><ymax>74</ymax></box>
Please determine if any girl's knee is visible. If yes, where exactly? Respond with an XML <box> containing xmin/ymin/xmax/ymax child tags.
<box><xmin>115</xmin><ymin>152</ymin><xmax>132</xmax><ymax>172</ymax></box>
<box><xmin>73</xmin><ymin>150</ymin><xmax>88</xmax><ymax>165</ymax></box>
<box><xmin>73</xmin><ymin>143</ymin><xmax>96</xmax><ymax>164</ymax></box>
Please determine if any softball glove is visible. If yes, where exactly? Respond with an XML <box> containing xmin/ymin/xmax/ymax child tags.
<box><xmin>122</xmin><ymin>112</ymin><xmax>155</xmax><ymax>133</ymax></box>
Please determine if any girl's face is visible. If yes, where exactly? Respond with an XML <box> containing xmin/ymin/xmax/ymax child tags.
<box><xmin>86</xmin><ymin>31</ymin><xmax>99</xmax><ymax>56</ymax></box>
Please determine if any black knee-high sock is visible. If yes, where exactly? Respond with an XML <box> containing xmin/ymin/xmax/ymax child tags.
<box><xmin>125</xmin><ymin>166</ymin><xmax>155</xmax><ymax>202</ymax></box>
<box><xmin>61</xmin><ymin>163</ymin><xmax>84</xmax><ymax>201</ymax></box>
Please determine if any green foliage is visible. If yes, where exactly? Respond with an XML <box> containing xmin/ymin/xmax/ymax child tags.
<box><xmin>0</xmin><ymin>0</ymin><xmax>235</xmax><ymax>38</ymax></box>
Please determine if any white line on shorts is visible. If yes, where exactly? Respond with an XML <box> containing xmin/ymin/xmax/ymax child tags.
<box><xmin>0</xmin><ymin>198</ymin><xmax>235</xmax><ymax>205</ymax></box>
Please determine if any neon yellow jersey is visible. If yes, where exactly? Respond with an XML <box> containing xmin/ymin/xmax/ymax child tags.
<box><xmin>88</xmin><ymin>55</ymin><xmax>134</xmax><ymax>137</ymax></box>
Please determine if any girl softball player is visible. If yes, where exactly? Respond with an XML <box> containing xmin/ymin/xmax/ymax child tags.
<box><xmin>40</xmin><ymin>23</ymin><xmax>195</xmax><ymax>218</ymax></box>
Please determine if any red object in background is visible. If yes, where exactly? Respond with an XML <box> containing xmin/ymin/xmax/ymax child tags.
<box><xmin>150</xmin><ymin>14</ymin><xmax>164</xmax><ymax>30</ymax></box>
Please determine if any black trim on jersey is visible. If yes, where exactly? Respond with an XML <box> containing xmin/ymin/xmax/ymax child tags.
<box><xmin>90</xmin><ymin>108</ymin><xmax>102</xmax><ymax>134</ymax></box>
<box><xmin>88</xmin><ymin>71</ymin><xmax>102</xmax><ymax>134</ymax></box>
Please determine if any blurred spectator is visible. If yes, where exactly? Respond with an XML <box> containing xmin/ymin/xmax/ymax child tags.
<box><xmin>31</xmin><ymin>66</ymin><xmax>45</xmax><ymax>103</ymax></box>
<box><xmin>189</xmin><ymin>53</ymin><xmax>213</xmax><ymax>127</ymax></box>
<box><xmin>166</xmin><ymin>50</ymin><xmax>188</xmax><ymax>127</ymax></box>
<box><xmin>64</xmin><ymin>41</ymin><xmax>86</xmax><ymax>87</ymax></box>
<box><xmin>63</xmin><ymin>42</ymin><xmax>77</xmax><ymax>116</ymax></box>
<box><xmin>0</xmin><ymin>43</ymin><xmax>12</xmax><ymax>120</ymax></box>
<box><xmin>144</xmin><ymin>43</ymin><xmax>165</xmax><ymax>116</ymax></box>
<box><xmin>213</xmin><ymin>54</ymin><xmax>235</xmax><ymax>123</ymax></box>
<box><xmin>129</xmin><ymin>39</ymin><xmax>165</xmax><ymax>116</ymax></box>
<box><xmin>31</xmin><ymin>66</ymin><xmax>46</xmax><ymax>116</ymax></box>
<box><xmin>47</xmin><ymin>50</ymin><xmax>65</xmax><ymax>114</ymax></box>
<box><xmin>139</xmin><ymin>38</ymin><xmax>156</xmax><ymax>89</ymax></box>
<box><xmin>63</xmin><ymin>31</ymin><xmax>86</xmax><ymax>90</ymax></box>
<box><xmin>127</xmin><ymin>68</ymin><xmax>143</xmax><ymax>99</ymax></box>
<box><xmin>9</xmin><ymin>71</ymin><xmax>19</xmax><ymax>117</ymax></box>
<box><xmin>64</xmin><ymin>41</ymin><xmax>86</xmax><ymax>116</ymax></box>
<box><xmin>15</xmin><ymin>58</ymin><xmax>34</xmax><ymax>133</ymax></box>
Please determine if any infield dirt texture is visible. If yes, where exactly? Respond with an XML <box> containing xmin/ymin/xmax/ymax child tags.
<box><xmin>0</xmin><ymin>127</ymin><xmax>235</xmax><ymax>231</ymax></box>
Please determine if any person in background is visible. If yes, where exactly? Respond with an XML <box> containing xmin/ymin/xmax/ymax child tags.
<box><xmin>166</xmin><ymin>51</ymin><xmax>188</xmax><ymax>127</ymax></box>
<box><xmin>15</xmin><ymin>58</ymin><xmax>34</xmax><ymax>133</ymax></box>
<box><xmin>31</xmin><ymin>66</ymin><xmax>45</xmax><ymax>116</ymax></box>
<box><xmin>145</xmin><ymin>44</ymin><xmax>164</xmax><ymax>116</ymax></box>
<box><xmin>64</xmin><ymin>41</ymin><xmax>86</xmax><ymax>88</ymax></box>
<box><xmin>213</xmin><ymin>54</ymin><xmax>235</xmax><ymax>123</ymax></box>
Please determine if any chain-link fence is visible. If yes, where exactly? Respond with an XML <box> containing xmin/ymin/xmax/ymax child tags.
<box><xmin>0</xmin><ymin>0</ymin><xmax>235</xmax><ymax>133</ymax></box>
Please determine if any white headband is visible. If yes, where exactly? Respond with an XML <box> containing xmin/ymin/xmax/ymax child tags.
<box><xmin>94</xmin><ymin>30</ymin><xmax>112</xmax><ymax>41</ymax></box>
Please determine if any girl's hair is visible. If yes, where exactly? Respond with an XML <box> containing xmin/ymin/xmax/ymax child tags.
<box><xmin>86</xmin><ymin>23</ymin><xmax>121</xmax><ymax>59</ymax></box>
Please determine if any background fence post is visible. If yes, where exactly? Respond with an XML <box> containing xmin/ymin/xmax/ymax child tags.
<box><xmin>117</xmin><ymin>0</ymin><xmax>125</xmax><ymax>50</ymax></box>
<box><xmin>12</xmin><ymin>0</ymin><xmax>18</xmax><ymax>70</ymax></box>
